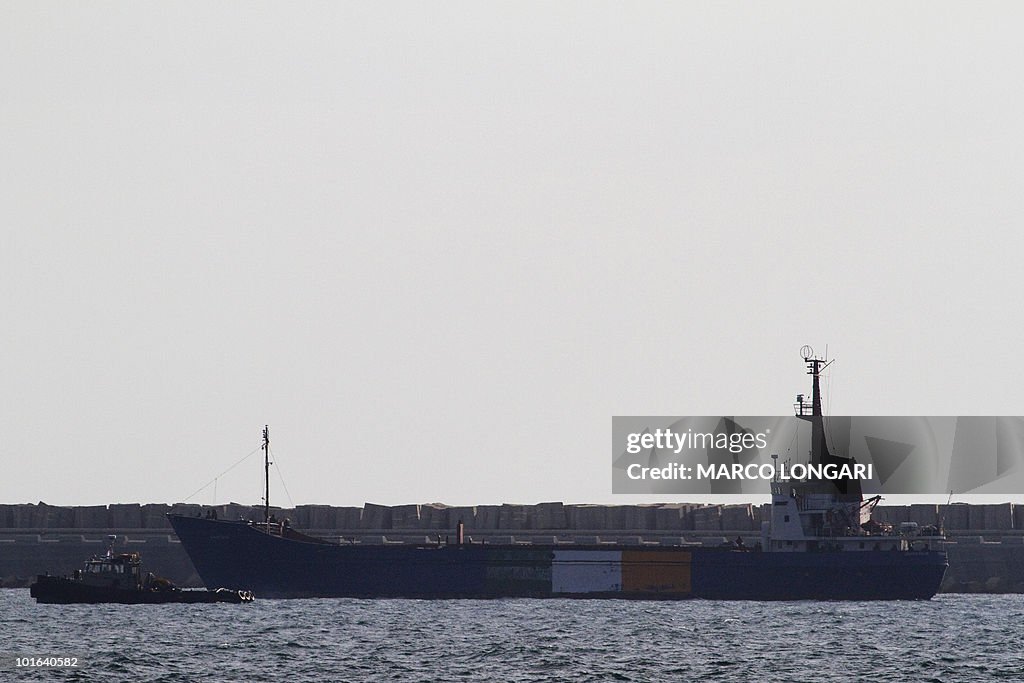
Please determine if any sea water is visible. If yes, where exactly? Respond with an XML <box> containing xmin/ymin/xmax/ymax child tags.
<box><xmin>2</xmin><ymin>590</ymin><xmax>1022</xmax><ymax>682</ymax></box>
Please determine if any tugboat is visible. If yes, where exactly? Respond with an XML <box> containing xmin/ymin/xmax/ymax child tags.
<box><xmin>29</xmin><ymin>535</ymin><xmax>254</xmax><ymax>604</ymax></box>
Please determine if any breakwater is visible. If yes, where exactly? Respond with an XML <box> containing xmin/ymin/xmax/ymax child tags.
<box><xmin>3</xmin><ymin>501</ymin><xmax>1023</xmax><ymax>592</ymax></box>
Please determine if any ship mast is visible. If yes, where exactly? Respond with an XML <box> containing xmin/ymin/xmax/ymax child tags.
<box><xmin>806</xmin><ymin>352</ymin><xmax>833</xmax><ymax>467</ymax></box>
<box><xmin>795</xmin><ymin>346</ymin><xmax>861</xmax><ymax>501</ymax></box>
<box><xmin>263</xmin><ymin>425</ymin><xmax>271</xmax><ymax>523</ymax></box>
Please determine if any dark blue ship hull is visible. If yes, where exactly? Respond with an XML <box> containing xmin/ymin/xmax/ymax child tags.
<box><xmin>169</xmin><ymin>515</ymin><xmax>947</xmax><ymax>600</ymax></box>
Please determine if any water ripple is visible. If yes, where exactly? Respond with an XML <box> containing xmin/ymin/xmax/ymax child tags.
<box><xmin>3</xmin><ymin>591</ymin><xmax>1024</xmax><ymax>681</ymax></box>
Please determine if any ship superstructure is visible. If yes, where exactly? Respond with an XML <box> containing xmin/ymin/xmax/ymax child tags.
<box><xmin>765</xmin><ymin>350</ymin><xmax>941</xmax><ymax>554</ymax></box>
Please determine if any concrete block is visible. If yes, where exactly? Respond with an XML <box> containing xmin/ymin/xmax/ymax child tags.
<box><xmin>984</xmin><ymin>504</ymin><xmax>1014</xmax><ymax>531</ymax></box>
<box><xmin>680</xmin><ymin>506</ymin><xmax>697</xmax><ymax>531</ymax></box>
<box><xmin>654</xmin><ymin>504</ymin><xmax>686</xmax><ymax>531</ymax></box>
<box><xmin>74</xmin><ymin>505</ymin><xmax>110</xmax><ymax>528</ymax></box>
<box><xmin>300</xmin><ymin>505</ymin><xmax>337</xmax><ymax>529</ymax></box>
<box><xmin>693</xmin><ymin>505</ymin><xmax>722</xmax><ymax>532</ymax></box>
<box><xmin>941</xmin><ymin>504</ymin><xmax>971</xmax><ymax>531</ymax></box>
<box><xmin>109</xmin><ymin>503</ymin><xmax>142</xmax><ymax>528</ymax></box>
<box><xmin>12</xmin><ymin>504</ymin><xmax>41</xmax><ymax>528</ymax></box>
<box><xmin>605</xmin><ymin>506</ymin><xmax>628</xmax><ymax>530</ymax></box>
<box><xmin>532</xmin><ymin>502</ymin><xmax>567</xmax><ymax>529</ymax></box>
<box><xmin>969</xmin><ymin>505</ymin><xmax>988</xmax><ymax>530</ymax></box>
<box><xmin>475</xmin><ymin>505</ymin><xmax>501</xmax><ymax>530</ymax></box>
<box><xmin>48</xmin><ymin>505</ymin><xmax>75</xmax><ymax>528</ymax></box>
<box><xmin>751</xmin><ymin>504</ymin><xmax>764</xmax><ymax>527</ymax></box>
<box><xmin>11</xmin><ymin>503</ymin><xmax>73</xmax><ymax>528</ymax></box>
<box><xmin>288</xmin><ymin>506</ymin><xmax>309</xmax><ymax>527</ymax></box>
<box><xmin>142</xmin><ymin>504</ymin><xmax>172</xmax><ymax>528</ymax></box>
<box><xmin>499</xmin><ymin>504</ymin><xmax>529</xmax><ymax>530</ymax></box>
<box><xmin>721</xmin><ymin>504</ymin><xmax>753</xmax><ymax>531</ymax></box>
<box><xmin>623</xmin><ymin>505</ymin><xmax>657</xmax><ymax>530</ymax></box>
<box><xmin>361</xmin><ymin>503</ymin><xmax>392</xmax><ymax>529</ymax></box>
<box><xmin>336</xmin><ymin>507</ymin><xmax>363</xmax><ymax>529</ymax></box>
<box><xmin>572</xmin><ymin>505</ymin><xmax>606</xmax><ymax>530</ymax></box>
<box><xmin>391</xmin><ymin>504</ymin><xmax>422</xmax><ymax>530</ymax></box>
<box><xmin>564</xmin><ymin>505</ymin><xmax>578</xmax><ymax>529</ymax></box>
<box><xmin>446</xmin><ymin>506</ymin><xmax>476</xmax><ymax>530</ymax></box>
<box><xmin>617</xmin><ymin>506</ymin><xmax>636</xmax><ymax>529</ymax></box>
<box><xmin>420</xmin><ymin>504</ymin><xmax>449</xmax><ymax>530</ymax></box>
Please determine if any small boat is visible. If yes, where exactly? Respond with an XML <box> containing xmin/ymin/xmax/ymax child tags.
<box><xmin>29</xmin><ymin>535</ymin><xmax>254</xmax><ymax>604</ymax></box>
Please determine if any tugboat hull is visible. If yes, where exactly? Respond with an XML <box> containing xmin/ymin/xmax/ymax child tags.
<box><xmin>30</xmin><ymin>574</ymin><xmax>253</xmax><ymax>604</ymax></box>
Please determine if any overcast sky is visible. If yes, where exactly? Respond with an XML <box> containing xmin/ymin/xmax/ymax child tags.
<box><xmin>3</xmin><ymin>2</ymin><xmax>1023</xmax><ymax>508</ymax></box>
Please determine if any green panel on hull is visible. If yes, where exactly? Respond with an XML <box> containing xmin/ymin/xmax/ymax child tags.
<box><xmin>484</xmin><ymin>548</ymin><xmax>552</xmax><ymax>594</ymax></box>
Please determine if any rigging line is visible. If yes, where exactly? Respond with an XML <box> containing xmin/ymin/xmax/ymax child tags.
<box><xmin>182</xmin><ymin>445</ymin><xmax>263</xmax><ymax>503</ymax></box>
<box><xmin>786</xmin><ymin>420</ymin><xmax>799</xmax><ymax>459</ymax></box>
<box><xmin>268</xmin><ymin>446</ymin><xmax>296</xmax><ymax>509</ymax></box>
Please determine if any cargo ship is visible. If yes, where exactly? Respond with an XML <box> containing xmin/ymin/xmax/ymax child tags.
<box><xmin>170</xmin><ymin>351</ymin><xmax>948</xmax><ymax>599</ymax></box>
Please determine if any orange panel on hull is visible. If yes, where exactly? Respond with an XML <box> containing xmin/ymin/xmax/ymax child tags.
<box><xmin>621</xmin><ymin>550</ymin><xmax>692</xmax><ymax>595</ymax></box>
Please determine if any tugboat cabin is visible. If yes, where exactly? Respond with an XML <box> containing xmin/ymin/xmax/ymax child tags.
<box><xmin>73</xmin><ymin>538</ymin><xmax>143</xmax><ymax>590</ymax></box>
